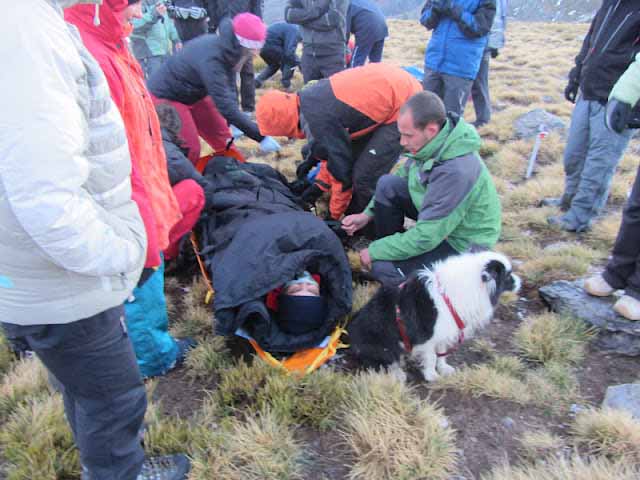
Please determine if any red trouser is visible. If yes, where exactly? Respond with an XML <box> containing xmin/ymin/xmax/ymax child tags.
<box><xmin>153</xmin><ymin>96</ymin><xmax>231</xmax><ymax>165</ymax></box>
<box><xmin>165</xmin><ymin>179</ymin><xmax>205</xmax><ymax>260</ymax></box>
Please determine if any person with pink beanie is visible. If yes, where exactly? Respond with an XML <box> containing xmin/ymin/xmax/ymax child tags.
<box><xmin>148</xmin><ymin>12</ymin><xmax>281</xmax><ymax>164</ymax></box>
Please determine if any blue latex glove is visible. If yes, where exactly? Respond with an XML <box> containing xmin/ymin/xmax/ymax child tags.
<box><xmin>259</xmin><ymin>136</ymin><xmax>281</xmax><ymax>153</ymax></box>
<box><xmin>229</xmin><ymin>124</ymin><xmax>244</xmax><ymax>139</ymax></box>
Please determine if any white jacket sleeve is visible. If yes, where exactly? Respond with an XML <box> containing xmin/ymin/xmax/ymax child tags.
<box><xmin>0</xmin><ymin>22</ymin><xmax>144</xmax><ymax>277</ymax></box>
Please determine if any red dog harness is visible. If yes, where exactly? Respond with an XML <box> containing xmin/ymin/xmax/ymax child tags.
<box><xmin>395</xmin><ymin>276</ymin><xmax>466</xmax><ymax>355</ymax></box>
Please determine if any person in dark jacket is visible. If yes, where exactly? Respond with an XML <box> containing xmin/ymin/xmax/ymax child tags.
<box><xmin>255</xmin><ymin>22</ymin><xmax>301</xmax><ymax>89</ymax></box>
<box><xmin>256</xmin><ymin>63</ymin><xmax>422</xmax><ymax>220</ymax></box>
<box><xmin>210</xmin><ymin>0</ymin><xmax>264</xmax><ymax>112</ymax></box>
<box><xmin>168</xmin><ymin>0</ymin><xmax>210</xmax><ymax>42</ymax></box>
<box><xmin>542</xmin><ymin>1</ymin><xmax>640</xmax><ymax>232</ymax></box>
<box><xmin>470</xmin><ymin>0</ymin><xmax>506</xmax><ymax>126</ymax></box>
<box><xmin>346</xmin><ymin>0</ymin><xmax>388</xmax><ymax>67</ymax></box>
<box><xmin>420</xmin><ymin>0</ymin><xmax>496</xmax><ymax>115</ymax></box>
<box><xmin>285</xmin><ymin>0</ymin><xmax>349</xmax><ymax>83</ymax></box>
<box><xmin>148</xmin><ymin>14</ymin><xmax>280</xmax><ymax>165</ymax></box>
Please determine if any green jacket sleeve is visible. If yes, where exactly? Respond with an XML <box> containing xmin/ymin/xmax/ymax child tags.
<box><xmin>368</xmin><ymin>208</ymin><xmax>464</xmax><ymax>261</ymax></box>
<box><xmin>131</xmin><ymin>9</ymin><xmax>160</xmax><ymax>35</ymax></box>
<box><xmin>610</xmin><ymin>52</ymin><xmax>640</xmax><ymax>106</ymax></box>
<box><xmin>168</xmin><ymin>18</ymin><xmax>181</xmax><ymax>45</ymax></box>
<box><xmin>363</xmin><ymin>158</ymin><xmax>410</xmax><ymax>217</ymax></box>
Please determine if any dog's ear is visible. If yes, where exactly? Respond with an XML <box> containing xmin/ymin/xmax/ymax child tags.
<box><xmin>483</xmin><ymin>260</ymin><xmax>506</xmax><ymax>283</ymax></box>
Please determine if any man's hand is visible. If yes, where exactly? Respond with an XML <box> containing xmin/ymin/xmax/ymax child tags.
<box><xmin>564</xmin><ymin>80</ymin><xmax>579</xmax><ymax>104</ymax></box>
<box><xmin>489</xmin><ymin>48</ymin><xmax>499</xmax><ymax>58</ymax></box>
<box><xmin>341</xmin><ymin>213</ymin><xmax>372</xmax><ymax>236</ymax></box>
<box><xmin>605</xmin><ymin>99</ymin><xmax>633</xmax><ymax>134</ymax></box>
<box><xmin>175</xmin><ymin>42</ymin><xmax>183</xmax><ymax>51</ymax></box>
<box><xmin>359</xmin><ymin>248</ymin><xmax>372</xmax><ymax>271</ymax></box>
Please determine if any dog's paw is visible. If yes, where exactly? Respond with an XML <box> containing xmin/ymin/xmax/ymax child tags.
<box><xmin>421</xmin><ymin>369</ymin><xmax>440</xmax><ymax>382</ymax></box>
<box><xmin>437</xmin><ymin>363</ymin><xmax>456</xmax><ymax>377</ymax></box>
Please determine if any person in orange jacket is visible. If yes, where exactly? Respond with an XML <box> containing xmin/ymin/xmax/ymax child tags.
<box><xmin>256</xmin><ymin>63</ymin><xmax>421</xmax><ymax>222</ymax></box>
<box><xmin>66</xmin><ymin>1</ymin><xmax>199</xmax><ymax>382</ymax></box>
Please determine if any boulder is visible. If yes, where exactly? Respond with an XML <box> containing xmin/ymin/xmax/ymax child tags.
<box><xmin>602</xmin><ymin>384</ymin><xmax>640</xmax><ymax>419</ymax></box>
<box><xmin>513</xmin><ymin>109</ymin><xmax>566</xmax><ymax>139</ymax></box>
<box><xmin>539</xmin><ymin>280</ymin><xmax>640</xmax><ymax>356</ymax></box>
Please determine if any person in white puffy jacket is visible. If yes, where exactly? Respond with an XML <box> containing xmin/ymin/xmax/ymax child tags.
<box><xmin>0</xmin><ymin>1</ymin><xmax>189</xmax><ymax>478</ymax></box>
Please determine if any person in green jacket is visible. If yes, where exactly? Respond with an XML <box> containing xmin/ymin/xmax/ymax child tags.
<box><xmin>131</xmin><ymin>0</ymin><xmax>182</xmax><ymax>79</ymax></box>
<box><xmin>342</xmin><ymin>91</ymin><xmax>501</xmax><ymax>286</ymax></box>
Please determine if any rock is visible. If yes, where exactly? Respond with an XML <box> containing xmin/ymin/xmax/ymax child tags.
<box><xmin>602</xmin><ymin>384</ymin><xmax>640</xmax><ymax>419</ymax></box>
<box><xmin>501</xmin><ymin>416</ymin><xmax>516</xmax><ymax>429</ymax></box>
<box><xmin>513</xmin><ymin>109</ymin><xmax>566</xmax><ymax>140</ymax></box>
<box><xmin>539</xmin><ymin>280</ymin><xmax>640</xmax><ymax>356</ymax></box>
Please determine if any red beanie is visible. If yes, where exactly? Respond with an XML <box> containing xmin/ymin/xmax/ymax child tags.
<box><xmin>232</xmin><ymin>13</ymin><xmax>267</xmax><ymax>49</ymax></box>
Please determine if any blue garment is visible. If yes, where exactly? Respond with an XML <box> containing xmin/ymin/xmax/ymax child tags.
<box><xmin>124</xmin><ymin>261</ymin><xmax>179</xmax><ymax>378</ymax></box>
<box><xmin>347</xmin><ymin>0</ymin><xmax>388</xmax><ymax>48</ymax></box>
<box><xmin>420</xmin><ymin>0</ymin><xmax>495</xmax><ymax>80</ymax></box>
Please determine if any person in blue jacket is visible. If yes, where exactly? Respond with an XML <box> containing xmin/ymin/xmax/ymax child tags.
<box><xmin>255</xmin><ymin>22</ymin><xmax>301</xmax><ymax>89</ymax></box>
<box><xmin>347</xmin><ymin>0</ymin><xmax>388</xmax><ymax>67</ymax></box>
<box><xmin>420</xmin><ymin>0</ymin><xmax>496</xmax><ymax>115</ymax></box>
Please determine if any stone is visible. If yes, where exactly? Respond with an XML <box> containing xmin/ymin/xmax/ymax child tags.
<box><xmin>501</xmin><ymin>416</ymin><xmax>516</xmax><ymax>429</ymax></box>
<box><xmin>539</xmin><ymin>280</ymin><xmax>640</xmax><ymax>356</ymax></box>
<box><xmin>602</xmin><ymin>384</ymin><xmax>640</xmax><ymax>419</ymax></box>
<box><xmin>513</xmin><ymin>109</ymin><xmax>566</xmax><ymax>140</ymax></box>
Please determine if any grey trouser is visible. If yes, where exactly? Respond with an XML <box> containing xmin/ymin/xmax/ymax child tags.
<box><xmin>1</xmin><ymin>305</ymin><xmax>147</xmax><ymax>480</ymax></box>
<box><xmin>561</xmin><ymin>98</ymin><xmax>633</xmax><ymax>230</ymax></box>
<box><xmin>301</xmin><ymin>47</ymin><xmax>345</xmax><ymax>83</ymax></box>
<box><xmin>423</xmin><ymin>68</ymin><xmax>473</xmax><ymax>116</ymax></box>
<box><xmin>370</xmin><ymin>174</ymin><xmax>458</xmax><ymax>286</ymax></box>
<box><xmin>471</xmin><ymin>50</ymin><xmax>491</xmax><ymax>126</ymax></box>
<box><xmin>604</xmin><ymin>163</ymin><xmax>640</xmax><ymax>301</ymax></box>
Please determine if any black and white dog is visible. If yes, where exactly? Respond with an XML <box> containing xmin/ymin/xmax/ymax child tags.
<box><xmin>347</xmin><ymin>251</ymin><xmax>520</xmax><ymax>382</ymax></box>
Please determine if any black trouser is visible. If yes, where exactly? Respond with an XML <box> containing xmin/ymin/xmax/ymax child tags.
<box><xmin>604</xmin><ymin>164</ymin><xmax>640</xmax><ymax>301</ymax></box>
<box><xmin>239</xmin><ymin>59</ymin><xmax>255</xmax><ymax>112</ymax></box>
<box><xmin>300</xmin><ymin>47</ymin><xmax>345</xmax><ymax>83</ymax></box>
<box><xmin>347</xmin><ymin>122</ymin><xmax>403</xmax><ymax>216</ymax></box>
<box><xmin>256</xmin><ymin>49</ymin><xmax>297</xmax><ymax>88</ymax></box>
<box><xmin>1</xmin><ymin>305</ymin><xmax>147</xmax><ymax>480</ymax></box>
<box><xmin>369</xmin><ymin>174</ymin><xmax>458</xmax><ymax>286</ymax></box>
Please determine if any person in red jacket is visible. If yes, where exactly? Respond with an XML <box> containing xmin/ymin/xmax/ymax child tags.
<box><xmin>256</xmin><ymin>63</ymin><xmax>421</xmax><ymax>221</ymax></box>
<box><xmin>66</xmin><ymin>2</ymin><xmax>199</xmax><ymax>389</ymax></box>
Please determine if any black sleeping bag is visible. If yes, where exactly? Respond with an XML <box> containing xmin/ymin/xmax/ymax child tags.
<box><xmin>199</xmin><ymin>157</ymin><xmax>353</xmax><ymax>352</ymax></box>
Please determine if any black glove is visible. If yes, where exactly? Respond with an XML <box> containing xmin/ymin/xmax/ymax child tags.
<box><xmin>605</xmin><ymin>99</ymin><xmax>633</xmax><ymax>134</ymax></box>
<box><xmin>296</xmin><ymin>157</ymin><xmax>319</xmax><ymax>180</ymax></box>
<box><xmin>289</xmin><ymin>178</ymin><xmax>310</xmax><ymax>195</ymax></box>
<box><xmin>137</xmin><ymin>267</ymin><xmax>156</xmax><ymax>288</ymax></box>
<box><xmin>489</xmin><ymin>48</ymin><xmax>499</xmax><ymax>59</ymax></box>
<box><xmin>301</xmin><ymin>184</ymin><xmax>324</xmax><ymax>204</ymax></box>
<box><xmin>445</xmin><ymin>3</ymin><xmax>463</xmax><ymax>20</ymax></box>
<box><xmin>564</xmin><ymin>81</ymin><xmax>579</xmax><ymax>104</ymax></box>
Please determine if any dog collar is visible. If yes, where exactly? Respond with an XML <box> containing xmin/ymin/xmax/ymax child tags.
<box><xmin>395</xmin><ymin>305</ymin><xmax>413</xmax><ymax>353</ymax></box>
<box><xmin>436</xmin><ymin>275</ymin><xmax>465</xmax><ymax>357</ymax></box>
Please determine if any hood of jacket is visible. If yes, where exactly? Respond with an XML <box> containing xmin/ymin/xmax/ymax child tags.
<box><xmin>217</xmin><ymin>17</ymin><xmax>245</xmax><ymax>68</ymax></box>
<box><xmin>408</xmin><ymin>114</ymin><xmax>481</xmax><ymax>170</ymax></box>
<box><xmin>65</xmin><ymin>0</ymin><xmax>131</xmax><ymax>47</ymax></box>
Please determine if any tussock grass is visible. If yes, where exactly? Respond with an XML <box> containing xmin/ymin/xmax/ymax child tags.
<box><xmin>518</xmin><ymin>429</ymin><xmax>565</xmax><ymax>461</ymax></box>
<box><xmin>571</xmin><ymin>408</ymin><xmax>640</xmax><ymax>461</ymax></box>
<box><xmin>0</xmin><ymin>332</ymin><xmax>14</xmax><ymax>375</ymax></box>
<box><xmin>351</xmin><ymin>281</ymin><xmax>379</xmax><ymax>313</ymax></box>
<box><xmin>214</xmin><ymin>358</ymin><xmax>276</xmax><ymax>416</ymax></box>
<box><xmin>0</xmin><ymin>394</ymin><xmax>80</xmax><ymax>480</ymax></box>
<box><xmin>483</xmin><ymin>455</ymin><xmax>640</xmax><ymax>480</ymax></box>
<box><xmin>185</xmin><ymin>336</ymin><xmax>230</xmax><ymax>379</ymax></box>
<box><xmin>170</xmin><ymin>278</ymin><xmax>214</xmax><ymax>338</ymax></box>
<box><xmin>514</xmin><ymin>313</ymin><xmax>593</xmax><ymax>365</ymax></box>
<box><xmin>340</xmin><ymin>371</ymin><xmax>456</xmax><ymax>480</ymax></box>
<box><xmin>497</xmin><ymin>238</ymin><xmax>542</xmax><ymax>263</ymax></box>
<box><xmin>144</xmin><ymin>400</ymin><xmax>199</xmax><ymax>457</ymax></box>
<box><xmin>190</xmin><ymin>409</ymin><xmax>305</xmax><ymax>480</ymax></box>
<box><xmin>519</xmin><ymin>243</ymin><xmax>602</xmax><ymax>284</ymax></box>
<box><xmin>0</xmin><ymin>357</ymin><xmax>49</xmax><ymax>420</ymax></box>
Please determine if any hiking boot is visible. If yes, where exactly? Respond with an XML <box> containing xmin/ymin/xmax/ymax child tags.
<box><xmin>539</xmin><ymin>196</ymin><xmax>571</xmax><ymax>212</ymax></box>
<box><xmin>174</xmin><ymin>337</ymin><xmax>197</xmax><ymax>368</ymax></box>
<box><xmin>137</xmin><ymin>454</ymin><xmax>191</xmax><ymax>480</ymax></box>
<box><xmin>584</xmin><ymin>274</ymin><xmax>615</xmax><ymax>297</ymax></box>
<box><xmin>613</xmin><ymin>295</ymin><xmax>640</xmax><ymax>321</ymax></box>
<box><xmin>547</xmin><ymin>214</ymin><xmax>588</xmax><ymax>232</ymax></box>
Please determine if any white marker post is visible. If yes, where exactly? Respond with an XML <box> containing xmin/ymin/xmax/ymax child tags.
<box><xmin>525</xmin><ymin>124</ymin><xmax>548</xmax><ymax>179</ymax></box>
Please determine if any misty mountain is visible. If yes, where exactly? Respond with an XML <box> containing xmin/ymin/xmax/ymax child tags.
<box><xmin>263</xmin><ymin>0</ymin><xmax>599</xmax><ymax>24</ymax></box>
